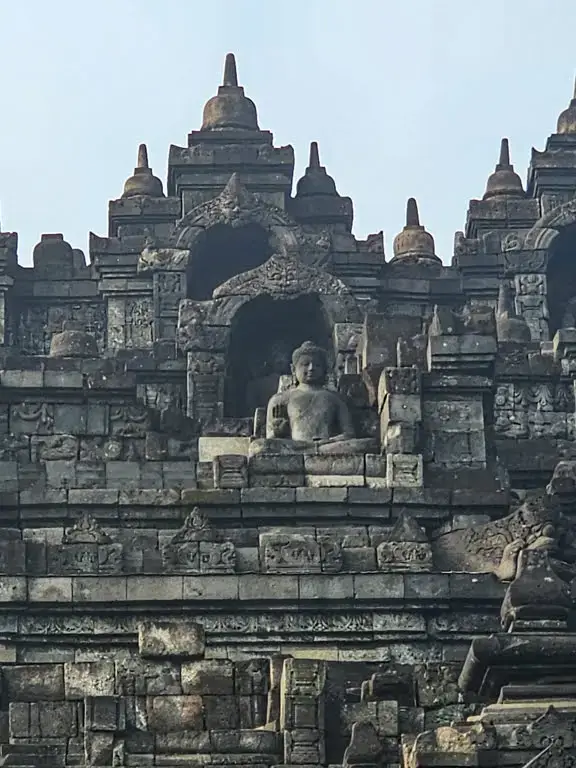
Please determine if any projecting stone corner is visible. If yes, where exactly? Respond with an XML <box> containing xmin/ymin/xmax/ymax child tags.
<box><xmin>500</xmin><ymin>548</ymin><xmax>572</xmax><ymax>631</ymax></box>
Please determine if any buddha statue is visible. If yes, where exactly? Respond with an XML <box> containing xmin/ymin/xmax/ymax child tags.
<box><xmin>250</xmin><ymin>341</ymin><xmax>377</xmax><ymax>456</ymax></box>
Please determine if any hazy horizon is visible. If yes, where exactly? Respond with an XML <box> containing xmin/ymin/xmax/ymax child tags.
<box><xmin>0</xmin><ymin>0</ymin><xmax>575</xmax><ymax>264</ymax></box>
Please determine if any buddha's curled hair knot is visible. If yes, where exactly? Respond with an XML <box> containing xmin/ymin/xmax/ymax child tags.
<box><xmin>291</xmin><ymin>340</ymin><xmax>328</xmax><ymax>368</ymax></box>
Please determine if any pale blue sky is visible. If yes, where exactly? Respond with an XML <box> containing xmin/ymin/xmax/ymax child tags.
<box><xmin>0</xmin><ymin>0</ymin><xmax>574</xmax><ymax>263</ymax></box>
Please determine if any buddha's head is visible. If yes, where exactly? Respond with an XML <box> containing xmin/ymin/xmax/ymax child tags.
<box><xmin>291</xmin><ymin>341</ymin><xmax>329</xmax><ymax>386</ymax></box>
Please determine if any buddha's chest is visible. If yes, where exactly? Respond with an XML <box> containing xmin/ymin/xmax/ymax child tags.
<box><xmin>287</xmin><ymin>390</ymin><xmax>337</xmax><ymax>430</ymax></box>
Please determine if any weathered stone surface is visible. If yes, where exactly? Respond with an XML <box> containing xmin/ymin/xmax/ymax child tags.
<box><xmin>146</xmin><ymin>694</ymin><xmax>203</xmax><ymax>731</ymax></box>
<box><xmin>260</xmin><ymin>529</ymin><xmax>342</xmax><ymax>574</ymax></box>
<box><xmin>138</xmin><ymin>620</ymin><xmax>205</xmax><ymax>659</ymax></box>
<box><xmin>3</xmin><ymin>664</ymin><xmax>65</xmax><ymax>700</ymax></box>
<box><xmin>85</xmin><ymin>696</ymin><xmax>126</xmax><ymax>731</ymax></box>
<box><xmin>377</xmin><ymin>512</ymin><xmax>433</xmax><ymax>571</ymax></box>
<box><xmin>343</xmin><ymin>721</ymin><xmax>382</xmax><ymax>766</ymax></box>
<box><xmin>198</xmin><ymin>436</ymin><xmax>250</xmax><ymax>462</ymax></box>
<box><xmin>386</xmin><ymin>453</ymin><xmax>423</xmax><ymax>487</ymax></box>
<box><xmin>160</xmin><ymin>507</ymin><xmax>236</xmax><ymax>574</ymax></box>
<box><xmin>433</xmin><ymin>494</ymin><xmax>557</xmax><ymax>575</ymax></box>
<box><xmin>213</xmin><ymin>453</ymin><xmax>248</xmax><ymax>488</ymax></box>
<box><xmin>64</xmin><ymin>662</ymin><xmax>115</xmax><ymax>698</ymax></box>
<box><xmin>181</xmin><ymin>659</ymin><xmax>233</xmax><ymax>694</ymax></box>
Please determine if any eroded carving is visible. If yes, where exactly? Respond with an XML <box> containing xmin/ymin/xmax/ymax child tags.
<box><xmin>377</xmin><ymin>512</ymin><xmax>432</xmax><ymax>571</ymax></box>
<box><xmin>213</xmin><ymin>252</ymin><xmax>355</xmax><ymax>303</ymax></box>
<box><xmin>175</xmin><ymin>174</ymin><xmax>298</xmax><ymax>235</ymax></box>
<box><xmin>161</xmin><ymin>508</ymin><xmax>236</xmax><ymax>574</ymax></box>
<box><xmin>138</xmin><ymin>247</ymin><xmax>190</xmax><ymax>273</ymax></box>
<box><xmin>433</xmin><ymin>495</ymin><xmax>559</xmax><ymax>576</ymax></box>
<box><xmin>261</xmin><ymin>531</ymin><xmax>342</xmax><ymax>574</ymax></box>
<box><xmin>64</xmin><ymin>513</ymin><xmax>112</xmax><ymax>545</ymax></box>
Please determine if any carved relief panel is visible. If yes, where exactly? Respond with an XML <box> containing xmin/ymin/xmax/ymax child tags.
<box><xmin>13</xmin><ymin>302</ymin><xmax>105</xmax><ymax>355</ymax></box>
<box><xmin>494</xmin><ymin>381</ymin><xmax>574</xmax><ymax>440</ymax></box>
<box><xmin>514</xmin><ymin>273</ymin><xmax>549</xmax><ymax>341</ymax></box>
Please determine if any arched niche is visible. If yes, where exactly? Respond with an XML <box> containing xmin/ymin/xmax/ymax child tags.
<box><xmin>224</xmin><ymin>294</ymin><xmax>331</xmax><ymax>418</ymax></box>
<box><xmin>186</xmin><ymin>223</ymin><xmax>272</xmax><ymax>301</ymax></box>
<box><xmin>171</xmin><ymin>174</ymin><xmax>329</xmax><ymax>300</ymax></box>
<box><xmin>546</xmin><ymin>222</ymin><xmax>576</xmax><ymax>335</ymax></box>
<box><xmin>178</xmin><ymin>252</ymin><xmax>361</xmax><ymax>428</ymax></box>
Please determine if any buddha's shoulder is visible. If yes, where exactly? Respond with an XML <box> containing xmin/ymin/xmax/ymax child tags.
<box><xmin>323</xmin><ymin>387</ymin><xmax>345</xmax><ymax>402</ymax></box>
<box><xmin>269</xmin><ymin>391</ymin><xmax>289</xmax><ymax>406</ymax></box>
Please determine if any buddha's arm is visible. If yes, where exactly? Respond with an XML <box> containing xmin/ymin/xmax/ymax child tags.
<box><xmin>266</xmin><ymin>395</ymin><xmax>290</xmax><ymax>438</ymax></box>
<box><xmin>329</xmin><ymin>395</ymin><xmax>356</xmax><ymax>441</ymax></box>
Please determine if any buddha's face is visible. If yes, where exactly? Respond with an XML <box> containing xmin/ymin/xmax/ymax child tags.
<box><xmin>293</xmin><ymin>353</ymin><xmax>326</xmax><ymax>385</ymax></box>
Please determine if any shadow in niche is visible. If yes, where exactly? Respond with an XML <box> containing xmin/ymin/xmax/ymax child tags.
<box><xmin>547</xmin><ymin>224</ymin><xmax>576</xmax><ymax>336</ymax></box>
<box><xmin>186</xmin><ymin>223</ymin><xmax>272</xmax><ymax>301</ymax></box>
<box><xmin>224</xmin><ymin>294</ymin><xmax>331</xmax><ymax>418</ymax></box>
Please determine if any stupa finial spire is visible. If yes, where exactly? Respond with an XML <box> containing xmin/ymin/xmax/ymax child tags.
<box><xmin>406</xmin><ymin>197</ymin><xmax>420</xmax><ymax>227</ymax></box>
<box><xmin>309</xmin><ymin>141</ymin><xmax>321</xmax><ymax>169</ymax></box>
<box><xmin>556</xmin><ymin>76</ymin><xmax>576</xmax><ymax>133</ymax></box>
<box><xmin>137</xmin><ymin>143</ymin><xmax>149</xmax><ymax>169</ymax></box>
<box><xmin>223</xmin><ymin>53</ymin><xmax>239</xmax><ymax>87</ymax></box>
<box><xmin>499</xmin><ymin>138</ymin><xmax>510</xmax><ymax>167</ymax></box>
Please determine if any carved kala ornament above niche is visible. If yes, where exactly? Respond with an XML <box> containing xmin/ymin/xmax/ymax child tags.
<box><xmin>212</xmin><ymin>253</ymin><xmax>352</xmax><ymax>299</ymax></box>
<box><xmin>171</xmin><ymin>173</ymin><xmax>332</xmax><ymax>265</ymax></box>
<box><xmin>176</xmin><ymin>173</ymin><xmax>297</xmax><ymax>232</ymax></box>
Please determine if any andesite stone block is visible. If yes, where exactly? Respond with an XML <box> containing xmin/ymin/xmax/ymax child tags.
<box><xmin>198</xmin><ymin>436</ymin><xmax>250</xmax><ymax>462</ymax></box>
<box><xmin>306</xmin><ymin>474</ymin><xmax>365</xmax><ymax>487</ymax></box>
<box><xmin>241</xmin><ymin>487</ymin><xmax>296</xmax><ymax>503</ymax></box>
<box><xmin>353</xmin><ymin>573</ymin><xmax>405</xmax><ymax>599</ymax></box>
<box><xmin>386</xmin><ymin>454</ymin><xmax>423</xmax><ymax>487</ymax></box>
<box><xmin>239</xmin><ymin>574</ymin><xmax>299</xmax><ymax>600</ymax></box>
<box><xmin>304</xmin><ymin>454</ymin><xmax>364</xmax><ymax>476</ymax></box>
<box><xmin>146</xmin><ymin>694</ymin><xmax>204</xmax><ymax>731</ymax></box>
<box><xmin>181</xmin><ymin>659</ymin><xmax>233</xmax><ymax>694</ymax></box>
<box><xmin>139</xmin><ymin>620</ymin><xmax>205</xmax><ymax>660</ymax></box>
<box><xmin>182</xmin><ymin>574</ymin><xmax>240</xmax><ymax>600</ymax></box>
<box><xmin>249</xmin><ymin>473</ymin><xmax>305</xmax><ymax>487</ymax></box>
<box><xmin>4</xmin><ymin>664</ymin><xmax>65</xmax><ymax>701</ymax></box>
<box><xmin>64</xmin><ymin>661</ymin><xmax>115</xmax><ymax>699</ymax></box>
